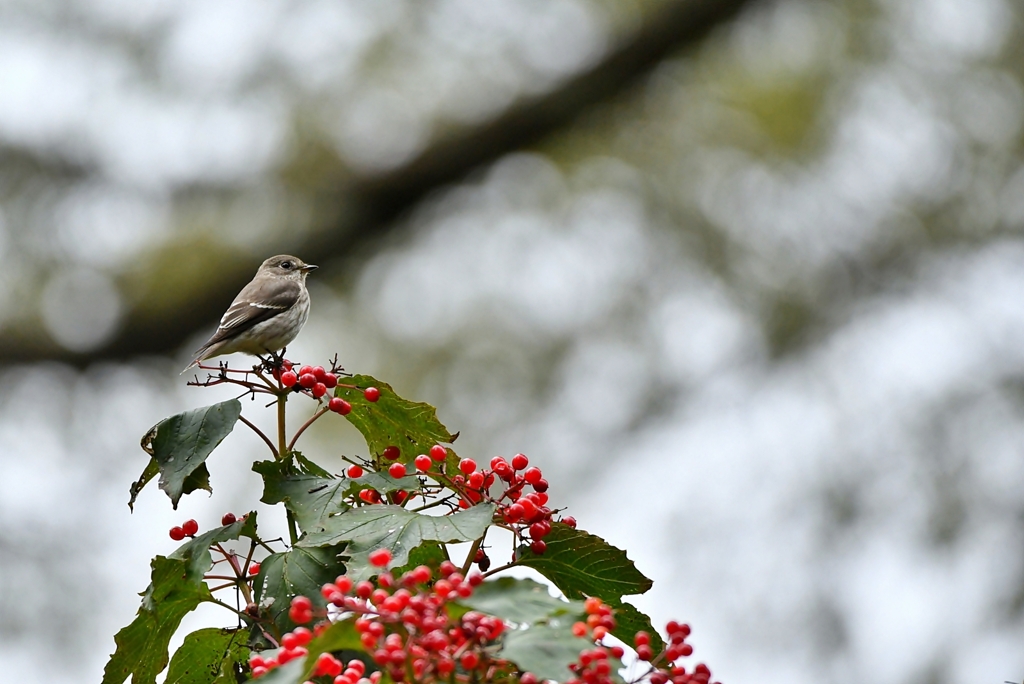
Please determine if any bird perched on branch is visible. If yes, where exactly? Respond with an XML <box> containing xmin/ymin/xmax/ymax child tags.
<box><xmin>185</xmin><ymin>255</ymin><xmax>317</xmax><ymax>370</ymax></box>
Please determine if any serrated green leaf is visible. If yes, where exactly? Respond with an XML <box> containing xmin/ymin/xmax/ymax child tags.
<box><xmin>254</xmin><ymin>545</ymin><xmax>346</xmax><ymax>633</ymax></box>
<box><xmin>254</xmin><ymin>460</ymin><xmax>419</xmax><ymax>535</ymax></box>
<box><xmin>516</xmin><ymin>523</ymin><xmax>661</xmax><ymax>650</ymax></box>
<box><xmin>298</xmin><ymin>503</ymin><xmax>494</xmax><ymax>581</ymax></box>
<box><xmin>102</xmin><ymin>557</ymin><xmax>213</xmax><ymax>684</ymax></box>
<box><xmin>516</xmin><ymin>524</ymin><xmax>652</xmax><ymax>599</ymax></box>
<box><xmin>391</xmin><ymin>541</ymin><xmax>448</xmax><ymax>578</ymax></box>
<box><xmin>138</xmin><ymin>399</ymin><xmax>242</xmax><ymax>509</ymax></box>
<box><xmin>606</xmin><ymin>600</ymin><xmax>663</xmax><ymax>653</ymax></box>
<box><xmin>165</xmin><ymin>628</ymin><xmax>249</xmax><ymax>684</ymax></box>
<box><xmin>460</xmin><ymin>577</ymin><xmax>581</xmax><ymax>625</ymax></box>
<box><xmin>334</xmin><ymin>375</ymin><xmax>457</xmax><ymax>465</ymax></box>
<box><xmin>102</xmin><ymin>514</ymin><xmax>259</xmax><ymax>684</ymax></box>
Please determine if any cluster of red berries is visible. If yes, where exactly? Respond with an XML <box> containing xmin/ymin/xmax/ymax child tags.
<box><xmin>488</xmin><ymin>455</ymin><xmax>566</xmax><ymax>555</ymax></box>
<box><xmin>168</xmin><ymin>512</ymin><xmax>244</xmax><ymax>541</ymax></box>
<box><xmin>273</xmin><ymin>361</ymin><xmax>380</xmax><ymax>412</ymax></box>
<box><xmin>565</xmin><ymin>597</ymin><xmax>623</xmax><ymax>684</ymax></box>
<box><xmin>251</xmin><ymin>549</ymin><xmax>522</xmax><ymax>684</ymax></box>
<box><xmin>249</xmin><ymin>624</ymin><xmax>379</xmax><ymax>684</ymax></box>
<box><xmin>168</xmin><ymin>518</ymin><xmax>198</xmax><ymax>540</ymax></box>
<box><xmin>634</xmin><ymin>622</ymin><xmax>718</xmax><ymax>684</ymax></box>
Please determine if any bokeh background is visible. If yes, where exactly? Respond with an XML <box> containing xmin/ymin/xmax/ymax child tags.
<box><xmin>1</xmin><ymin>0</ymin><xmax>1023</xmax><ymax>682</ymax></box>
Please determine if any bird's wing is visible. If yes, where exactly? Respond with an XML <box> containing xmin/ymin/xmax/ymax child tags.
<box><xmin>198</xmin><ymin>277</ymin><xmax>302</xmax><ymax>349</ymax></box>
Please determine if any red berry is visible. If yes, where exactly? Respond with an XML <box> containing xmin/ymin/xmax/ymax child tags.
<box><xmin>369</xmin><ymin>548</ymin><xmax>392</xmax><ymax>567</ymax></box>
<box><xmin>359</xmin><ymin>488</ymin><xmax>380</xmax><ymax>504</ymax></box>
<box><xmin>312</xmin><ymin>382</ymin><xmax>327</xmax><ymax>398</ymax></box>
<box><xmin>323</xmin><ymin>373</ymin><xmax>338</xmax><ymax>389</ymax></box>
<box><xmin>298</xmin><ymin>365</ymin><xmax>314</xmax><ymax>377</ymax></box>
<box><xmin>383</xmin><ymin>446</ymin><xmax>401</xmax><ymax>461</ymax></box>
<box><xmin>182</xmin><ymin>519</ymin><xmax>199</xmax><ymax>536</ymax></box>
<box><xmin>248</xmin><ymin>562</ymin><xmax>260</xmax><ymax>576</ymax></box>
<box><xmin>636</xmin><ymin>645</ymin><xmax>653</xmax><ymax>661</ymax></box>
<box><xmin>289</xmin><ymin>606</ymin><xmax>312</xmax><ymax>624</ymax></box>
<box><xmin>313</xmin><ymin>366</ymin><xmax>327</xmax><ymax>382</ymax></box>
<box><xmin>299</xmin><ymin>373</ymin><xmax>317</xmax><ymax>389</ymax></box>
<box><xmin>533</xmin><ymin>478</ymin><xmax>549</xmax><ymax>493</ymax></box>
<box><xmin>281</xmin><ymin>632</ymin><xmax>299</xmax><ymax>650</ymax></box>
<box><xmin>388</xmin><ymin>463</ymin><xmax>406</xmax><ymax>478</ymax></box>
<box><xmin>280</xmin><ymin>371</ymin><xmax>298</xmax><ymax>387</ymax></box>
<box><xmin>468</xmin><ymin>471</ymin><xmax>485</xmax><ymax>489</ymax></box>
<box><xmin>169</xmin><ymin>526</ymin><xmax>185</xmax><ymax>541</ymax></box>
<box><xmin>523</xmin><ymin>467</ymin><xmax>542</xmax><ymax>485</ymax></box>
<box><xmin>572</xmin><ymin>621</ymin><xmax>588</xmax><ymax>637</ymax></box>
<box><xmin>529</xmin><ymin>521</ymin><xmax>550</xmax><ymax>539</ymax></box>
<box><xmin>221</xmin><ymin>512</ymin><xmax>237</xmax><ymax>526</ymax></box>
<box><xmin>610</xmin><ymin>646</ymin><xmax>625</xmax><ymax>658</ymax></box>
<box><xmin>529</xmin><ymin>540</ymin><xmax>546</xmax><ymax>554</ymax></box>
<box><xmin>251</xmin><ymin>665</ymin><xmax>268</xmax><ymax>678</ymax></box>
<box><xmin>329</xmin><ymin>397</ymin><xmax>352</xmax><ymax>415</ymax></box>
<box><xmin>414</xmin><ymin>455</ymin><xmax>432</xmax><ymax>472</ymax></box>
<box><xmin>459</xmin><ymin>458</ymin><xmax>477</xmax><ymax>474</ymax></box>
<box><xmin>521</xmin><ymin>674</ymin><xmax>538</xmax><ymax>684</ymax></box>
<box><xmin>291</xmin><ymin>595</ymin><xmax>312</xmax><ymax>610</ymax></box>
<box><xmin>504</xmin><ymin>503</ymin><xmax>524</xmax><ymax>522</ymax></box>
<box><xmin>429</xmin><ymin>445</ymin><xmax>447</xmax><ymax>462</ymax></box>
<box><xmin>635</xmin><ymin>631</ymin><xmax>650</xmax><ymax>647</ymax></box>
<box><xmin>460</xmin><ymin>652</ymin><xmax>479</xmax><ymax>670</ymax></box>
<box><xmin>511</xmin><ymin>453</ymin><xmax>529</xmax><ymax>470</ymax></box>
<box><xmin>364</xmin><ymin>387</ymin><xmax>380</xmax><ymax>402</ymax></box>
<box><xmin>562</xmin><ymin>516</ymin><xmax>577</xmax><ymax>529</ymax></box>
<box><xmin>347</xmin><ymin>465</ymin><xmax>364</xmax><ymax>478</ymax></box>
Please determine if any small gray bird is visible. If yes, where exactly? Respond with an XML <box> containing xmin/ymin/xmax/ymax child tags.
<box><xmin>186</xmin><ymin>255</ymin><xmax>317</xmax><ymax>370</ymax></box>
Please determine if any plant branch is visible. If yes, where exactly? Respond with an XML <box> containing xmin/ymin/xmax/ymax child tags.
<box><xmin>238</xmin><ymin>414</ymin><xmax>278</xmax><ymax>458</ymax></box>
<box><xmin>288</xmin><ymin>406</ymin><xmax>329</xmax><ymax>451</ymax></box>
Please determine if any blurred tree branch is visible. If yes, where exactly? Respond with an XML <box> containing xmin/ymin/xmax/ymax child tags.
<box><xmin>0</xmin><ymin>0</ymin><xmax>758</xmax><ymax>367</ymax></box>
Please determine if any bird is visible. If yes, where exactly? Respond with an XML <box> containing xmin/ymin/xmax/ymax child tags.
<box><xmin>185</xmin><ymin>255</ymin><xmax>317</xmax><ymax>370</ymax></box>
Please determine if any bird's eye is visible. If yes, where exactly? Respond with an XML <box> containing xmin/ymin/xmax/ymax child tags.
<box><xmin>281</xmin><ymin>261</ymin><xmax>293</xmax><ymax>269</ymax></box>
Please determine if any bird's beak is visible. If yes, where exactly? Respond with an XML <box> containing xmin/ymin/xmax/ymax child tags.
<box><xmin>300</xmin><ymin>264</ymin><xmax>318</xmax><ymax>273</ymax></box>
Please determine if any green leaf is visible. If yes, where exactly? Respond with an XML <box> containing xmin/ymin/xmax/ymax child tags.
<box><xmin>334</xmin><ymin>375</ymin><xmax>457</xmax><ymax>465</ymax></box>
<box><xmin>254</xmin><ymin>545</ymin><xmax>347</xmax><ymax>633</ymax></box>
<box><xmin>165</xmin><ymin>628</ymin><xmax>249</xmax><ymax>684</ymax></box>
<box><xmin>391</xmin><ymin>541</ymin><xmax>448</xmax><ymax>578</ymax></box>
<box><xmin>501</xmin><ymin>620</ymin><xmax>595</xmax><ymax>682</ymax></box>
<box><xmin>457</xmin><ymin>577</ymin><xmax>611</xmax><ymax>681</ymax></box>
<box><xmin>102</xmin><ymin>514</ymin><xmax>259</xmax><ymax>684</ymax></box>
<box><xmin>167</xmin><ymin>513</ymin><xmax>259</xmax><ymax>582</ymax></box>
<box><xmin>606</xmin><ymin>600</ymin><xmax>663</xmax><ymax>653</ymax></box>
<box><xmin>298</xmin><ymin>503</ymin><xmax>495</xmax><ymax>581</ymax></box>
<box><xmin>139</xmin><ymin>399</ymin><xmax>242</xmax><ymax>508</ymax></box>
<box><xmin>102</xmin><ymin>557</ymin><xmax>213</xmax><ymax>684</ymax></box>
<box><xmin>515</xmin><ymin>523</ymin><xmax>660</xmax><ymax>651</ymax></box>
<box><xmin>301</xmin><ymin>618</ymin><xmax>364</xmax><ymax>664</ymax></box>
<box><xmin>459</xmin><ymin>577</ymin><xmax>581</xmax><ymax>625</ymax></box>
<box><xmin>516</xmin><ymin>524</ymin><xmax>652</xmax><ymax>600</ymax></box>
<box><xmin>254</xmin><ymin>459</ymin><xmax>419</xmax><ymax>535</ymax></box>
<box><xmin>128</xmin><ymin>458</ymin><xmax>159</xmax><ymax>511</ymax></box>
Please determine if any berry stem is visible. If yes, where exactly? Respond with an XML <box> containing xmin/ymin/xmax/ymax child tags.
<box><xmin>287</xmin><ymin>406</ymin><xmax>330</xmax><ymax>452</ymax></box>
<box><xmin>409</xmin><ymin>493</ymin><xmax>459</xmax><ymax>513</ymax></box>
<box><xmin>238</xmin><ymin>414</ymin><xmax>278</xmax><ymax>458</ymax></box>
<box><xmin>481</xmin><ymin>561</ymin><xmax>518</xmax><ymax>578</ymax></box>
<box><xmin>276</xmin><ymin>391</ymin><xmax>288</xmax><ymax>460</ymax></box>
<box><xmin>461</xmin><ymin>536</ymin><xmax>485</xmax><ymax>576</ymax></box>
<box><xmin>207</xmin><ymin>597</ymin><xmax>252</xmax><ymax>621</ymax></box>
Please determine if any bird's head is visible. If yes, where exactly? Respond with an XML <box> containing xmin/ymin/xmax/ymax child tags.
<box><xmin>259</xmin><ymin>255</ymin><xmax>318</xmax><ymax>279</ymax></box>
